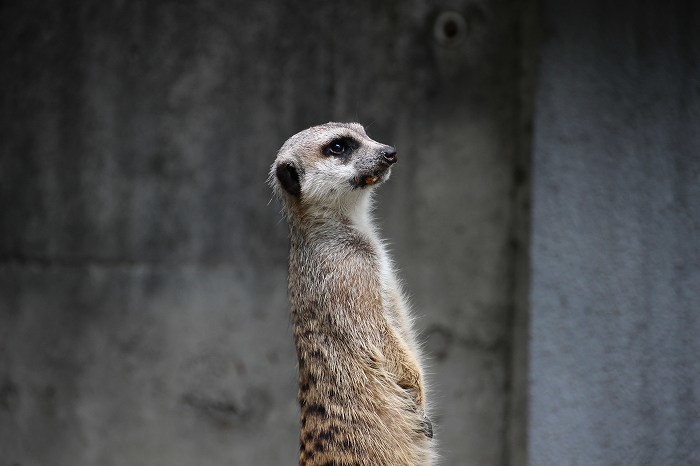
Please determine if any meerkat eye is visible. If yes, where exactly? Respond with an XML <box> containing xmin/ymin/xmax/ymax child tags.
<box><xmin>329</xmin><ymin>141</ymin><xmax>346</xmax><ymax>154</ymax></box>
<box><xmin>323</xmin><ymin>137</ymin><xmax>358</xmax><ymax>157</ymax></box>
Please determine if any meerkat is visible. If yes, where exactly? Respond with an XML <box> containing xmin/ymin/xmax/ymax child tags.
<box><xmin>270</xmin><ymin>122</ymin><xmax>433</xmax><ymax>466</ymax></box>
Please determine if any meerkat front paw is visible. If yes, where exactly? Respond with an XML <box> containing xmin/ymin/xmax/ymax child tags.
<box><xmin>398</xmin><ymin>376</ymin><xmax>432</xmax><ymax>438</ymax></box>
<box><xmin>398</xmin><ymin>381</ymin><xmax>424</xmax><ymax>408</ymax></box>
<box><xmin>395</xmin><ymin>361</ymin><xmax>425</xmax><ymax>408</ymax></box>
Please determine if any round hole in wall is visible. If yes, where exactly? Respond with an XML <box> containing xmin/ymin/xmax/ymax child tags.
<box><xmin>434</xmin><ymin>11</ymin><xmax>468</xmax><ymax>48</ymax></box>
<box><xmin>443</xmin><ymin>19</ymin><xmax>459</xmax><ymax>38</ymax></box>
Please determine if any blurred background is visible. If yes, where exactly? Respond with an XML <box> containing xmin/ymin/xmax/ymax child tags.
<box><xmin>0</xmin><ymin>1</ymin><xmax>698</xmax><ymax>465</ymax></box>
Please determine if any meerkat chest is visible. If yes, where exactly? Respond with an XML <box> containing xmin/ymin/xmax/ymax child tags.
<box><xmin>346</xmin><ymin>226</ymin><xmax>402</xmax><ymax>316</ymax></box>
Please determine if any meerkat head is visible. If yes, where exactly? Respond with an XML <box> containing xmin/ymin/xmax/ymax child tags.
<box><xmin>270</xmin><ymin>122</ymin><xmax>397</xmax><ymax>217</ymax></box>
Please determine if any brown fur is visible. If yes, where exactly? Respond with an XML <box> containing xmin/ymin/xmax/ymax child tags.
<box><xmin>270</xmin><ymin>123</ymin><xmax>433</xmax><ymax>465</ymax></box>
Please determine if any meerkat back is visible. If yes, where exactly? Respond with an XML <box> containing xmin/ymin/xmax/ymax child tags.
<box><xmin>270</xmin><ymin>122</ymin><xmax>434</xmax><ymax>466</ymax></box>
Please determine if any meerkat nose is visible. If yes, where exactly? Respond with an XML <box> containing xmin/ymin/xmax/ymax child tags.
<box><xmin>381</xmin><ymin>147</ymin><xmax>398</xmax><ymax>165</ymax></box>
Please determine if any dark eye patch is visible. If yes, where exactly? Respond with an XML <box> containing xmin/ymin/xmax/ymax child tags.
<box><xmin>322</xmin><ymin>137</ymin><xmax>359</xmax><ymax>158</ymax></box>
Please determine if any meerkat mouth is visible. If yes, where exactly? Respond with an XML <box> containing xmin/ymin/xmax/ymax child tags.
<box><xmin>352</xmin><ymin>172</ymin><xmax>387</xmax><ymax>188</ymax></box>
<box><xmin>364</xmin><ymin>175</ymin><xmax>380</xmax><ymax>185</ymax></box>
<box><xmin>351</xmin><ymin>160</ymin><xmax>394</xmax><ymax>189</ymax></box>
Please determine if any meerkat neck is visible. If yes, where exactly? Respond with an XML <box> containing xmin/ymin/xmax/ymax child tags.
<box><xmin>347</xmin><ymin>192</ymin><xmax>376</xmax><ymax>237</ymax></box>
<box><xmin>293</xmin><ymin>191</ymin><xmax>377</xmax><ymax>238</ymax></box>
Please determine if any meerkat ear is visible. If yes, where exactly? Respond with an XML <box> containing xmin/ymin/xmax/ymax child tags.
<box><xmin>276</xmin><ymin>161</ymin><xmax>301</xmax><ymax>197</ymax></box>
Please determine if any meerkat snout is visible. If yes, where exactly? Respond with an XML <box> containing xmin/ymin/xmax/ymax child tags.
<box><xmin>381</xmin><ymin>146</ymin><xmax>398</xmax><ymax>165</ymax></box>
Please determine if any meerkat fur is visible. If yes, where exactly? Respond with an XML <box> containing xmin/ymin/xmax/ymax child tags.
<box><xmin>270</xmin><ymin>122</ymin><xmax>433</xmax><ymax>465</ymax></box>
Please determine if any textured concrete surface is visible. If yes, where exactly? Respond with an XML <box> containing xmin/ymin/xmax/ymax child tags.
<box><xmin>530</xmin><ymin>1</ymin><xmax>700</xmax><ymax>464</ymax></box>
<box><xmin>0</xmin><ymin>1</ymin><xmax>534</xmax><ymax>465</ymax></box>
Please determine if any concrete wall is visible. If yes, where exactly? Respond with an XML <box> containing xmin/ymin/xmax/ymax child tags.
<box><xmin>529</xmin><ymin>1</ymin><xmax>700</xmax><ymax>464</ymax></box>
<box><xmin>0</xmin><ymin>1</ymin><xmax>534</xmax><ymax>465</ymax></box>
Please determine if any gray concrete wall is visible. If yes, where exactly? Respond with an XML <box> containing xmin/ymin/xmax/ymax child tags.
<box><xmin>529</xmin><ymin>1</ymin><xmax>700</xmax><ymax>464</ymax></box>
<box><xmin>0</xmin><ymin>1</ymin><xmax>534</xmax><ymax>465</ymax></box>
